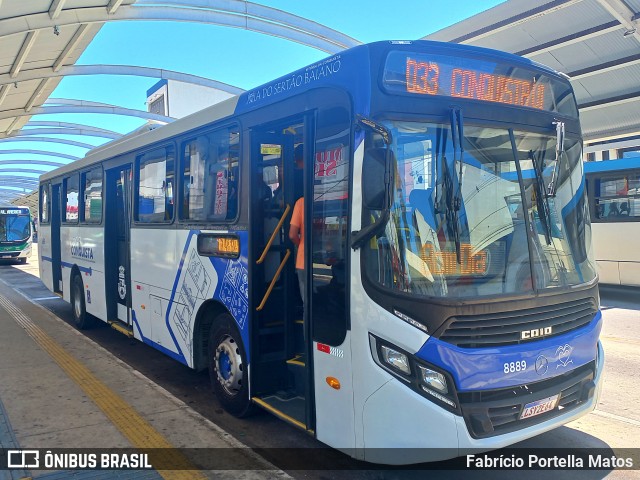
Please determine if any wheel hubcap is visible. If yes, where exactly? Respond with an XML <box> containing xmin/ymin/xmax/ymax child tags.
<box><xmin>215</xmin><ymin>335</ymin><xmax>242</xmax><ymax>396</ymax></box>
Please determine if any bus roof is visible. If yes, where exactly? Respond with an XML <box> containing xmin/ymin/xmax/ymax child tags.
<box><xmin>584</xmin><ymin>157</ymin><xmax>640</xmax><ymax>175</ymax></box>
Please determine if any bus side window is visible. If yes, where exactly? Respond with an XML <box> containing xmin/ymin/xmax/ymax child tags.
<box><xmin>63</xmin><ymin>174</ymin><xmax>79</xmax><ymax>223</ymax></box>
<box><xmin>181</xmin><ymin>127</ymin><xmax>239</xmax><ymax>222</ymax></box>
<box><xmin>136</xmin><ymin>146</ymin><xmax>175</xmax><ymax>223</ymax></box>
<box><xmin>40</xmin><ymin>184</ymin><xmax>50</xmax><ymax>224</ymax></box>
<box><xmin>82</xmin><ymin>167</ymin><xmax>103</xmax><ymax>223</ymax></box>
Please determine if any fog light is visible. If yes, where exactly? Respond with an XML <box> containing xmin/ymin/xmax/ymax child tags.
<box><xmin>418</xmin><ymin>365</ymin><xmax>448</xmax><ymax>394</ymax></box>
<box><xmin>381</xmin><ymin>345</ymin><xmax>411</xmax><ymax>375</ymax></box>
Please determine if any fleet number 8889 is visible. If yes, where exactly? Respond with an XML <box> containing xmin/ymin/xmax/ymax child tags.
<box><xmin>503</xmin><ymin>360</ymin><xmax>527</xmax><ymax>373</ymax></box>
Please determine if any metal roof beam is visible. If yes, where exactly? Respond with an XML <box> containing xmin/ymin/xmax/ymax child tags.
<box><xmin>0</xmin><ymin>64</ymin><xmax>244</xmax><ymax>95</ymax></box>
<box><xmin>568</xmin><ymin>52</ymin><xmax>640</xmax><ymax>79</ymax></box>
<box><xmin>0</xmin><ymin>128</ymin><xmax>120</xmax><ymax>140</ymax></box>
<box><xmin>1</xmin><ymin>175</ymin><xmax>40</xmax><ymax>181</ymax></box>
<box><xmin>107</xmin><ymin>0</ymin><xmax>125</xmax><ymax>15</ymax></box>
<box><xmin>594</xmin><ymin>0</ymin><xmax>640</xmax><ymax>40</ymax></box>
<box><xmin>10</xmin><ymin>31</ymin><xmax>39</xmax><ymax>78</ymax></box>
<box><xmin>0</xmin><ymin>168</ymin><xmax>49</xmax><ymax>175</ymax></box>
<box><xmin>18</xmin><ymin>121</ymin><xmax>122</xmax><ymax>137</ymax></box>
<box><xmin>0</xmin><ymin>159</ymin><xmax>67</xmax><ymax>168</ymax></box>
<box><xmin>0</xmin><ymin>105</ymin><xmax>174</xmax><ymax>124</ymax></box>
<box><xmin>434</xmin><ymin>0</ymin><xmax>585</xmax><ymax>44</ymax></box>
<box><xmin>53</xmin><ymin>23</ymin><xmax>92</xmax><ymax>72</ymax></box>
<box><xmin>0</xmin><ymin>137</ymin><xmax>94</xmax><ymax>149</ymax></box>
<box><xmin>517</xmin><ymin>20</ymin><xmax>621</xmax><ymax>57</ymax></box>
<box><xmin>25</xmin><ymin>78</ymin><xmax>53</xmax><ymax>112</ymax></box>
<box><xmin>0</xmin><ymin>84</ymin><xmax>9</xmax><ymax>107</ymax></box>
<box><xmin>579</xmin><ymin>90</ymin><xmax>640</xmax><ymax>111</ymax></box>
<box><xmin>0</xmin><ymin>149</ymin><xmax>79</xmax><ymax>161</ymax></box>
<box><xmin>49</xmin><ymin>0</ymin><xmax>67</xmax><ymax>19</ymax></box>
<box><xmin>0</xmin><ymin>3</ymin><xmax>361</xmax><ymax>54</ymax></box>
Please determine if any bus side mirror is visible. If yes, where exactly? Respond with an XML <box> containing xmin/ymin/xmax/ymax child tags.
<box><xmin>363</xmin><ymin>147</ymin><xmax>389</xmax><ymax>210</ymax></box>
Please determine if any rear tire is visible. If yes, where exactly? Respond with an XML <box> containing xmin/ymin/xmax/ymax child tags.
<box><xmin>71</xmin><ymin>274</ymin><xmax>92</xmax><ymax>329</ymax></box>
<box><xmin>208</xmin><ymin>313</ymin><xmax>254</xmax><ymax>417</ymax></box>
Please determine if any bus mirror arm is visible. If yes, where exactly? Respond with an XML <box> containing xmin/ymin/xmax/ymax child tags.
<box><xmin>352</xmin><ymin>115</ymin><xmax>395</xmax><ymax>250</ymax></box>
<box><xmin>351</xmin><ymin>209</ymin><xmax>390</xmax><ymax>250</ymax></box>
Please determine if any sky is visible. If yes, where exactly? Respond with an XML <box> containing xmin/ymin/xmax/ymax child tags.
<box><xmin>2</xmin><ymin>0</ymin><xmax>505</xmax><ymax>194</ymax></box>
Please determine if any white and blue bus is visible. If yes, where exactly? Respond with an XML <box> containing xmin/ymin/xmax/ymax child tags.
<box><xmin>585</xmin><ymin>157</ymin><xmax>640</xmax><ymax>286</ymax></box>
<box><xmin>0</xmin><ymin>205</ymin><xmax>34</xmax><ymax>263</ymax></box>
<box><xmin>39</xmin><ymin>40</ymin><xmax>603</xmax><ymax>464</ymax></box>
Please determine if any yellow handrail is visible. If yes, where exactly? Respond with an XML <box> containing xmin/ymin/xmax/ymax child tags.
<box><xmin>256</xmin><ymin>249</ymin><xmax>291</xmax><ymax>311</ymax></box>
<box><xmin>256</xmin><ymin>203</ymin><xmax>291</xmax><ymax>265</ymax></box>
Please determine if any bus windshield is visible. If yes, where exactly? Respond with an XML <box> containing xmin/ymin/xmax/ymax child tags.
<box><xmin>363</xmin><ymin>120</ymin><xmax>596</xmax><ymax>298</ymax></box>
<box><xmin>0</xmin><ymin>213</ymin><xmax>31</xmax><ymax>242</ymax></box>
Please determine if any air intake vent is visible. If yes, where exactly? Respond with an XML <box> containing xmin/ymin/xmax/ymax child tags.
<box><xmin>439</xmin><ymin>298</ymin><xmax>597</xmax><ymax>348</ymax></box>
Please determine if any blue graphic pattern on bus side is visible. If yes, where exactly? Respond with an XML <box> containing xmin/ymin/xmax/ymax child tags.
<box><xmin>131</xmin><ymin>309</ymin><xmax>188</xmax><ymax>366</ymax></box>
<box><xmin>208</xmin><ymin>231</ymin><xmax>250</xmax><ymax>364</ymax></box>
<box><xmin>165</xmin><ymin>230</ymin><xmax>250</xmax><ymax>366</ymax></box>
<box><xmin>416</xmin><ymin>311</ymin><xmax>602</xmax><ymax>391</ymax></box>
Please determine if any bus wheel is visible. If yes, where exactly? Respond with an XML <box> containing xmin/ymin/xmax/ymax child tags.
<box><xmin>208</xmin><ymin>314</ymin><xmax>253</xmax><ymax>417</ymax></box>
<box><xmin>71</xmin><ymin>274</ymin><xmax>92</xmax><ymax>330</ymax></box>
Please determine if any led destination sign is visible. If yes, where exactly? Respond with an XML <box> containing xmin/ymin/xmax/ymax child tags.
<box><xmin>383</xmin><ymin>51</ymin><xmax>578</xmax><ymax>117</ymax></box>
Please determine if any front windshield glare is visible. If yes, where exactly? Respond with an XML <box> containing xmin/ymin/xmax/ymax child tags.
<box><xmin>362</xmin><ymin>121</ymin><xmax>596</xmax><ymax>299</ymax></box>
<box><xmin>0</xmin><ymin>215</ymin><xmax>31</xmax><ymax>242</ymax></box>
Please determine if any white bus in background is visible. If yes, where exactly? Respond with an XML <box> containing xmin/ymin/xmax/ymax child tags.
<box><xmin>585</xmin><ymin>157</ymin><xmax>640</xmax><ymax>286</ymax></box>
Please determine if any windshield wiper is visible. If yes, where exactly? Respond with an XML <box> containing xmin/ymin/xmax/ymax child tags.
<box><xmin>547</xmin><ymin>120</ymin><xmax>564</xmax><ymax>196</ymax></box>
<box><xmin>439</xmin><ymin>107</ymin><xmax>465</xmax><ymax>264</ymax></box>
<box><xmin>529</xmin><ymin>149</ymin><xmax>553</xmax><ymax>245</ymax></box>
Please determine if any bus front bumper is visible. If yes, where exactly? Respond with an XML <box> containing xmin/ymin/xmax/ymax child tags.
<box><xmin>360</xmin><ymin>340</ymin><xmax>604</xmax><ymax>464</ymax></box>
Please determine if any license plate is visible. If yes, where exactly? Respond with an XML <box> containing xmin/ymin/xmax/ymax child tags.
<box><xmin>520</xmin><ymin>394</ymin><xmax>559</xmax><ymax>420</ymax></box>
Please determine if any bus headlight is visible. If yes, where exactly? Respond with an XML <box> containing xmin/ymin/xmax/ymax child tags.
<box><xmin>369</xmin><ymin>333</ymin><xmax>460</xmax><ymax>413</ymax></box>
<box><xmin>380</xmin><ymin>345</ymin><xmax>411</xmax><ymax>375</ymax></box>
<box><xmin>418</xmin><ymin>365</ymin><xmax>448</xmax><ymax>394</ymax></box>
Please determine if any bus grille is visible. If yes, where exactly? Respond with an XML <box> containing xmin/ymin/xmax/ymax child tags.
<box><xmin>438</xmin><ymin>298</ymin><xmax>597</xmax><ymax>348</ymax></box>
<box><xmin>458</xmin><ymin>362</ymin><xmax>596</xmax><ymax>438</ymax></box>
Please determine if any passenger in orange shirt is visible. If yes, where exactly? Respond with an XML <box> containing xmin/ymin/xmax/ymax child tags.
<box><xmin>289</xmin><ymin>196</ymin><xmax>305</xmax><ymax>302</ymax></box>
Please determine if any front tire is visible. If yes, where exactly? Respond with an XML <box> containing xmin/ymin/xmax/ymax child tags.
<box><xmin>208</xmin><ymin>313</ymin><xmax>253</xmax><ymax>417</ymax></box>
<box><xmin>71</xmin><ymin>274</ymin><xmax>92</xmax><ymax>329</ymax></box>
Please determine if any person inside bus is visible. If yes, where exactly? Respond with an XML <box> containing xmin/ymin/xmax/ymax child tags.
<box><xmin>288</xmin><ymin>145</ymin><xmax>305</xmax><ymax>303</ymax></box>
<box><xmin>289</xmin><ymin>196</ymin><xmax>305</xmax><ymax>303</ymax></box>
<box><xmin>620</xmin><ymin>201</ymin><xmax>630</xmax><ymax>216</ymax></box>
<box><xmin>608</xmin><ymin>202</ymin><xmax>620</xmax><ymax>217</ymax></box>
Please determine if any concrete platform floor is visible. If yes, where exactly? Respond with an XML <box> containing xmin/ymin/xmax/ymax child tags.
<box><xmin>0</xmin><ymin>256</ymin><xmax>288</xmax><ymax>480</ymax></box>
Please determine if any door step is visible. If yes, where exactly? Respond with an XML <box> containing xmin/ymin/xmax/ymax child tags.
<box><xmin>252</xmin><ymin>395</ymin><xmax>313</xmax><ymax>434</ymax></box>
<box><xmin>108</xmin><ymin>320</ymin><xmax>134</xmax><ymax>337</ymax></box>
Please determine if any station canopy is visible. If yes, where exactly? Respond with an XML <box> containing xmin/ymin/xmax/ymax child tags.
<box><xmin>2</xmin><ymin>0</ymin><xmax>639</xmax><ymax>206</ymax></box>
<box><xmin>426</xmin><ymin>0</ymin><xmax>640</xmax><ymax>149</ymax></box>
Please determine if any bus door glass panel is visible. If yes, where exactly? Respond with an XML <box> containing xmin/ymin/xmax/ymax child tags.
<box><xmin>255</xmin><ymin>133</ymin><xmax>294</xmax><ymax>286</ymax></box>
<box><xmin>116</xmin><ymin>167</ymin><xmax>132</xmax><ymax>319</ymax></box>
<box><xmin>250</xmin><ymin>128</ymin><xmax>297</xmax><ymax>367</ymax></box>
<box><xmin>51</xmin><ymin>183</ymin><xmax>62</xmax><ymax>292</ymax></box>
<box><xmin>311</xmin><ymin>107</ymin><xmax>350</xmax><ymax>345</ymax></box>
<box><xmin>180</xmin><ymin>127</ymin><xmax>239</xmax><ymax>222</ymax></box>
